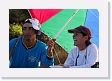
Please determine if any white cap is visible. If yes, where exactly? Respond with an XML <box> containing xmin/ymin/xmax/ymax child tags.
<box><xmin>25</xmin><ymin>18</ymin><xmax>41</xmax><ymax>30</ymax></box>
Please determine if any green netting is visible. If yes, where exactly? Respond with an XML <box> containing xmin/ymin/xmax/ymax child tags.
<box><xmin>41</xmin><ymin>9</ymin><xmax>87</xmax><ymax>53</ymax></box>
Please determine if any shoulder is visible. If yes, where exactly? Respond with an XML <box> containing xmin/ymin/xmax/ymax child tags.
<box><xmin>9</xmin><ymin>38</ymin><xmax>17</xmax><ymax>43</ymax></box>
<box><xmin>37</xmin><ymin>40</ymin><xmax>47</xmax><ymax>48</ymax></box>
<box><xmin>88</xmin><ymin>43</ymin><xmax>98</xmax><ymax>50</ymax></box>
<box><xmin>87</xmin><ymin>43</ymin><xmax>98</xmax><ymax>54</ymax></box>
<box><xmin>9</xmin><ymin>37</ymin><xmax>18</xmax><ymax>44</ymax></box>
<box><xmin>69</xmin><ymin>46</ymin><xmax>78</xmax><ymax>54</ymax></box>
<box><xmin>9</xmin><ymin>37</ymin><xmax>21</xmax><ymax>44</ymax></box>
<box><xmin>9</xmin><ymin>37</ymin><xmax>21</xmax><ymax>50</ymax></box>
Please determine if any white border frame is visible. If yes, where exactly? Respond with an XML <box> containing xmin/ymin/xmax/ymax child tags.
<box><xmin>0</xmin><ymin>0</ymin><xmax>109</xmax><ymax>78</ymax></box>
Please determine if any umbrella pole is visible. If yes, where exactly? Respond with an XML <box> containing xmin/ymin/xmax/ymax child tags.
<box><xmin>53</xmin><ymin>48</ymin><xmax>62</xmax><ymax>65</ymax></box>
<box><xmin>53</xmin><ymin>9</ymin><xmax>79</xmax><ymax>39</ymax></box>
<box><xmin>51</xmin><ymin>9</ymin><xmax>79</xmax><ymax>65</ymax></box>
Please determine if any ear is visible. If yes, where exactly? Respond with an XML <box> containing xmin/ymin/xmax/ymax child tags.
<box><xmin>34</xmin><ymin>30</ymin><xmax>38</xmax><ymax>35</ymax></box>
<box><xmin>84</xmin><ymin>36</ymin><xmax>88</xmax><ymax>41</ymax></box>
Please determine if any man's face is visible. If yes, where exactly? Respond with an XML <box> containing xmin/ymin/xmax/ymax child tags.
<box><xmin>73</xmin><ymin>31</ymin><xmax>88</xmax><ymax>46</ymax></box>
<box><xmin>22</xmin><ymin>23</ymin><xmax>37</xmax><ymax>41</ymax></box>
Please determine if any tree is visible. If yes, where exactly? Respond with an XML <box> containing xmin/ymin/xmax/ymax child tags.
<box><xmin>9</xmin><ymin>9</ymin><xmax>31</xmax><ymax>24</ymax></box>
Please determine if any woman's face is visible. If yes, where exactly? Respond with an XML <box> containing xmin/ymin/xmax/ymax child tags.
<box><xmin>73</xmin><ymin>31</ymin><xmax>88</xmax><ymax>47</ymax></box>
<box><xmin>22</xmin><ymin>23</ymin><xmax>37</xmax><ymax>41</ymax></box>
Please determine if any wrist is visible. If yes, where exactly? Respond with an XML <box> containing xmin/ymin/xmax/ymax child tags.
<box><xmin>47</xmin><ymin>54</ymin><xmax>53</xmax><ymax>58</ymax></box>
<box><xmin>47</xmin><ymin>47</ymin><xmax>53</xmax><ymax>58</ymax></box>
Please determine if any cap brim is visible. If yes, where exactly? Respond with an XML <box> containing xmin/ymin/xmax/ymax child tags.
<box><xmin>68</xmin><ymin>29</ymin><xmax>75</xmax><ymax>33</ymax></box>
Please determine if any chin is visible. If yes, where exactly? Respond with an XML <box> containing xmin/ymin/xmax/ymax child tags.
<box><xmin>74</xmin><ymin>43</ymin><xmax>77</xmax><ymax>46</ymax></box>
<box><xmin>26</xmin><ymin>38</ymin><xmax>31</xmax><ymax>41</ymax></box>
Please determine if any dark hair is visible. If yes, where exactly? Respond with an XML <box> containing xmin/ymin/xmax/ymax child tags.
<box><xmin>85</xmin><ymin>40</ymin><xmax>91</xmax><ymax>46</ymax></box>
<box><xmin>22</xmin><ymin>19</ymin><xmax>32</xmax><ymax>25</ymax></box>
<box><xmin>77</xmin><ymin>26</ymin><xmax>91</xmax><ymax>46</ymax></box>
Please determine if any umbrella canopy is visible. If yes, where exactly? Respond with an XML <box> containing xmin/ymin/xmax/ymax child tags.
<box><xmin>84</xmin><ymin>9</ymin><xmax>99</xmax><ymax>48</ymax></box>
<box><xmin>29</xmin><ymin>9</ymin><xmax>99</xmax><ymax>53</ymax></box>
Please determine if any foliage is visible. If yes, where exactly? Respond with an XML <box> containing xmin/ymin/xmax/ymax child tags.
<box><xmin>9</xmin><ymin>9</ymin><xmax>30</xmax><ymax>39</ymax></box>
<box><xmin>9</xmin><ymin>24</ymin><xmax>23</xmax><ymax>40</ymax></box>
<box><xmin>9</xmin><ymin>9</ymin><xmax>31</xmax><ymax>24</ymax></box>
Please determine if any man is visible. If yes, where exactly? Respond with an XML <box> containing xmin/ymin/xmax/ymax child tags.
<box><xmin>9</xmin><ymin>18</ymin><xmax>54</xmax><ymax>68</ymax></box>
<box><xmin>64</xmin><ymin>25</ymin><xmax>98</xmax><ymax>68</ymax></box>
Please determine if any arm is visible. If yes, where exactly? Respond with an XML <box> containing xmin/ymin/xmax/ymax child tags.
<box><xmin>40</xmin><ymin>45</ymin><xmax>53</xmax><ymax>68</ymax></box>
<box><xmin>9</xmin><ymin>38</ymin><xmax>17</xmax><ymax>51</ymax></box>
<box><xmin>64</xmin><ymin>48</ymin><xmax>76</xmax><ymax>67</ymax></box>
<box><xmin>9</xmin><ymin>38</ymin><xmax>18</xmax><ymax>67</ymax></box>
<box><xmin>46</xmin><ymin>39</ymin><xmax>55</xmax><ymax>57</ymax></box>
<box><xmin>41</xmin><ymin>39</ymin><xmax>55</xmax><ymax>67</ymax></box>
<box><xmin>9</xmin><ymin>38</ymin><xmax>18</xmax><ymax>60</ymax></box>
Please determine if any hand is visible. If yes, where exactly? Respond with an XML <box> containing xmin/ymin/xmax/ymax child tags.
<box><xmin>47</xmin><ymin>39</ymin><xmax>56</xmax><ymax>57</ymax></box>
<box><xmin>47</xmin><ymin>39</ymin><xmax>56</xmax><ymax>49</ymax></box>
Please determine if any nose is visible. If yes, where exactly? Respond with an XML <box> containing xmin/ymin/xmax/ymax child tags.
<box><xmin>24</xmin><ymin>29</ymin><xmax>29</xmax><ymax>33</ymax></box>
<box><xmin>73</xmin><ymin>35</ymin><xmax>75</xmax><ymax>39</ymax></box>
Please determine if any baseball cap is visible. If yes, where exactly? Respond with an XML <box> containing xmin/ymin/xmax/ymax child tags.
<box><xmin>68</xmin><ymin>25</ymin><xmax>91</xmax><ymax>39</ymax></box>
<box><xmin>25</xmin><ymin>18</ymin><xmax>41</xmax><ymax>30</ymax></box>
<box><xmin>25</xmin><ymin>18</ymin><xmax>41</xmax><ymax>35</ymax></box>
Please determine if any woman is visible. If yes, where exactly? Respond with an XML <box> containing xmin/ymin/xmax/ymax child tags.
<box><xmin>64</xmin><ymin>25</ymin><xmax>98</xmax><ymax>68</ymax></box>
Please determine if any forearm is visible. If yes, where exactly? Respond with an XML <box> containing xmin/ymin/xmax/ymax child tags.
<box><xmin>46</xmin><ymin>39</ymin><xmax>55</xmax><ymax>58</ymax></box>
<box><xmin>47</xmin><ymin>47</ymin><xmax>53</xmax><ymax>58</ymax></box>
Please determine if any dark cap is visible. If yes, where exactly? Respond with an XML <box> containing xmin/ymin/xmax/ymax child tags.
<box><xmin>68</xmin><ymin>25</ymin><xmax>91</xmax><ymax>39</ymax></box>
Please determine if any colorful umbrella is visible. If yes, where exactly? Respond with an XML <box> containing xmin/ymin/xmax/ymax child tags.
<box><xmin>29</xmin><ymin>9</ymin><xmax>99</xmax><ymax>53</ymax></box>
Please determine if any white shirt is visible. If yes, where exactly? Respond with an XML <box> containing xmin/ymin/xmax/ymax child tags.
<box><xmin>64</xmin><ymin>43</ymin><xmax>98</xmax><ymax>68</ymax></box>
